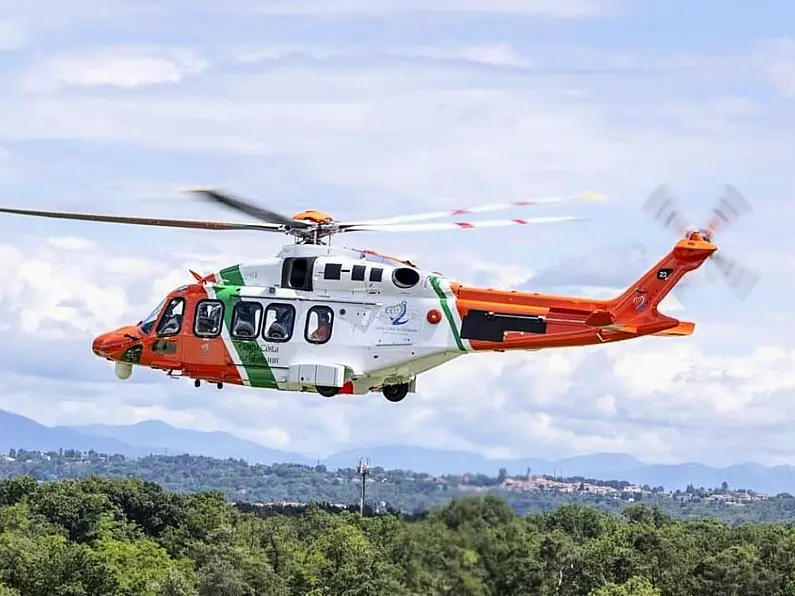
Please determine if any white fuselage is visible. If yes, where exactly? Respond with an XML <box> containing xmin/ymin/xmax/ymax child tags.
<box><xmin>206</xmin><ymin>243</ymin><xmax>469</xmax><ymax>394</ymax></box>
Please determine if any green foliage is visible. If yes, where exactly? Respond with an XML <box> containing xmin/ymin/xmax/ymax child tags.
<box><xmin>5</xmin><ymin>448</ymin><xmax>791</xmax><ymax>526</ymax></box>
<box><xmin>3</xmin><ymin>474</ymin><xmax>795</xmax><ymax>595</ymax></box>
<box><xmin>0</xmin><ymin>449</ymin><xmax>795</xmax><ymax>524</ymax></box>
<box><xmin>591</xmin><ymin>576</ymin><xmax>661</xmax><ymax>595</ymax></box>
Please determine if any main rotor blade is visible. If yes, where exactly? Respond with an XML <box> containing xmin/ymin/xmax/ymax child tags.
<box><xmin>0</xmin><ymin>206</ymin><xmax>285</xmax><ymax>232</ymax></box>
<box><xmin>340</xmin><ymin>216</ymin><xmax>586</xmax><ymax>233</ymax></box>
<box><xmin>187</xmin><ymin>188</ymin><xmax>311</xmax><ymax>228</ymax></box>
<box><xmin>704</xmin><ymin>184</ymin><xmax>752</xmax><ymax>237</ymax></box>
<box><xmin>643</xmin><ymin>185</ymin><xmax>690</xmax><ymax>237</ymax></box>
<box><xmin>345</xmin><ymin>192</ymin><xmax>605</xmax><ymax>226</ymax></box>
<box><xmin>711</xmin><ymin>252</ymin><xmax>761</xmax><ymax>300</ymax></box>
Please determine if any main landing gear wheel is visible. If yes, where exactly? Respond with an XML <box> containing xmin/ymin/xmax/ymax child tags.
<box><xmin>382</xmin><ymin>383</ymin><xmax>409</xmax><ymax>403</ymax></box>
<box><xmin>316</xmin><ymin>386</ymin><xmax>340</xmax><ymax>398</ymax></box>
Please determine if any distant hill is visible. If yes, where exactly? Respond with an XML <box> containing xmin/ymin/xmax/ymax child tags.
<box><xmin>68</xmin><ymin>420</ymin><xmax>314</xmax><ymax>466</ymax></box>
<box><xmin>0</xmin><ymin>410</ymin><xmax>148</xmax><ymax>456</ymax></box>
<box><xmin>3</xmin><ymin>409</ymin><xmax>795</xmax><ymax>494</ymax></box>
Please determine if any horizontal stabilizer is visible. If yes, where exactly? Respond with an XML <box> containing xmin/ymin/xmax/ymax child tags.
<box><xmin>652</xmin><ymin>321</ymin><xmax>695</xmax><ymax>336</ymax></box>
<box><xmin>603</xmin><ymin>323</ymin><xmax>639</xmax><ymax>334</ymax></box>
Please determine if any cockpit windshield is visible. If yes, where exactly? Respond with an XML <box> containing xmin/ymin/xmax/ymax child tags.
<box><xmin>139</xmin><ymin>298</ymin><xmax>166</xmax><ymax>335</ymax></box>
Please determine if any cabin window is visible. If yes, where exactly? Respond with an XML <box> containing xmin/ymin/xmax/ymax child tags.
<box><xmin>305</xmin><ymin>305</ymin><xmax>333</xmax><ymax>344</ymax></box>
<box><xmin>352</xmin><ymin>264</ymin><xmax>365</xmax><ymax>281</ymax></box>
<box><xmin>324</xmin><ymin>263</ymin><xmax>342</xmax><ymax>280</ymax></box>
<box><xmin>156</xmin><ymin>298</ymin><xmax>185</xmax><ymax>337</ymax></box>
<box><xmin>194</xmin><ymin>300</ymin><xmax>224</xmax><ymax>338</ymax></box>
<box><xmin>231</xmin><ymin>300</ymin><xmax>263</xmax><ymax>339</ymax></box>
<box><xmin>263</xmin><ymin>303</ymin><xmax>296</xmax><ymax>342</ymax></box>
<box><xmin>369</xmin><ymin>267</ymin><xmax>383</xmax><ymax>282</ymax></box>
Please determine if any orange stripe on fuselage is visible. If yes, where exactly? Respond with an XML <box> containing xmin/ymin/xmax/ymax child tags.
<box><xmin>174</xmin><ymin>285</ymin><xmax>246</xmax><ymax>385</ymax></box>
<box><xmin>129</xmin><ymin>284</ymin><xmax>245</xmax><ymax>385</ymax></box>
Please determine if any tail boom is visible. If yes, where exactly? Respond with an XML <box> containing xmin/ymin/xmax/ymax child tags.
<box><xmin>444</xmin><ymin>236</ymin><xmax>713</xmax><ymax>351</ymax></box>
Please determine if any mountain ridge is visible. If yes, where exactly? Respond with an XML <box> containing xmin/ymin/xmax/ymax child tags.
<box><xmin>3</xmin><ymin>410</ymin><xmax>795</xmax><ymax>494</ymax></box>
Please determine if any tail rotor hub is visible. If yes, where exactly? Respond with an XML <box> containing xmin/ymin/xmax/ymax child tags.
<box><xmin>644</xmin><ymin>184</ymin><xmax>759</xmax><ymax>301</ymax></box>
<box><xmin>685</xmin><ymin>227</ymin><xmax>713</xmax><ymax>242</ymax></box>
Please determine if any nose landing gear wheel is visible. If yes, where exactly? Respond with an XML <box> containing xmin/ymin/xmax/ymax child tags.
<box><xmin>382</xmin><ymin>383</ymin><xmax>409</xmax><ymax>403</ymax></box>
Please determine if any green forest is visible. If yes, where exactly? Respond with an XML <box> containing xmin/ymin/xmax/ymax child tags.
<box><xmin>3</xmin><ymin>449</ymin><xmax>795</xmax><ymax>526</ymax></box>
<box><xmin>2</xmin><ymin>473</ymin><xmax>795</xmax><ymax>595</ymax></box>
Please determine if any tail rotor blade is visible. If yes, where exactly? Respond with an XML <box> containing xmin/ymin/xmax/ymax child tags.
<box><xmin>643</xmin><ymin>185</ymin><xmax>690</xmax><ymax>236</ymax></box>
<box><xmin>711</xmin><ymin>252</ymin><xmax>761</xmax><ymax>300</ymax></box>
<box><xmin>639</xmin><ymin>183</ymin><xmax>757</xmax><ymax>302</ymax></box>
<box><xmin>704</xmin><ymin>183</ymin><xmax>752</xmax><ymax>237</ymax></box>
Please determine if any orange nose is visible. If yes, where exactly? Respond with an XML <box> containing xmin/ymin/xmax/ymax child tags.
<box><xmin>92</xmin><ymin>332</ymin><xmax>112</xmax><ymax>357</ymax></box>
<box><xmin>92</xmin><ymin>331</ymin><xmax>126</xmax><ymax>358</ymax></box>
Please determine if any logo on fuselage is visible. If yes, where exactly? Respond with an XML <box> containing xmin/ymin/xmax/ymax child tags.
<box><xmin>633</xmin><ymin>292</ymin><xmax>647</xmax><ymax>312</ymax></box>
<box><xmin>384</xmin><ymin>301</ymin><xmax>409</xmax><ymax>325</ymax></box>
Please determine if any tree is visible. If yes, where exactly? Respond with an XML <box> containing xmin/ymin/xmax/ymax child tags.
<box><xmin>197</xmin><ymin>557</ymin><xmax>246</xmax><ymax>596</ymax></box>
<box><xmin>590</xmin><ymin>576</ymin><xmax>661</xmax><ymax>595</ymax></box>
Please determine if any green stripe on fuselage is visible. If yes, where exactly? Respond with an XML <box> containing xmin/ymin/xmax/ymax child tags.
<box><xmin>218</xmin><ymin>265</ymin><xmax>245</xmax><ymax>286</ymax></box>
<box><xmin>214</xmin><ymin>284</ymin><xmax>278</xmax><ymax>389</ymax></box>
<box><xmin>428</xmin><ymin>276</ymin><xmax>465</xmax><ymax>352</ymax></box>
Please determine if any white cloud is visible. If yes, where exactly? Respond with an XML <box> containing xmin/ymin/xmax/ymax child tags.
<box><xmin>0</xmin><ymin>20</ymin><xmax>25</xmax><ymax>50</ymax></box>
<box><xmin>0</xmin><ymin>230</ymin><xmax>787</xmax><ymax>466</ymax></box>
<box><xmin>2</xmin><ymin>66</ymin><xmax>787</xmax><ymax>215</ymax></box>
<box><xmin>0</xmin><ymin>147</ymin><xmax>28</xmax><ymax>185</ymax></box>
<box><xmin>249</xmin><ymin>0</ymin><xmax>624</xmax><ymax>17</ymax></box>
<box><xmin>753</xmin><ymin>38</ymin><xmax>795</xmax><ymax>98</ymax></box>
<box><xmin>225</xmin><ymin>43</ymin><xmax>531</xmax><ymax>68</ymax></box>
<box><xmin>47</xmin><ymin>236</ymin><xmax>97</xmax><ymax>251</ymax></box>
<box><xmin>20</xmin><ymin>47</ymin><xmax>208</xmax><ymax>90</ymax></box>
<box><xmin>414</xmin><ymin>341</ymin><xmax>795</xmax><ymax>466</ymax></box>
<box><xmin>0</xmin><ymin>6</ymin><xmax>791</xmax><ymax>470</ymax></box>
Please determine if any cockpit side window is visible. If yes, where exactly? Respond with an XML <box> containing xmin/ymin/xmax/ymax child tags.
<box><xmin>231</xmin><ymin>300</ymin><xmax>263</xmax><ymax>339</ymax></box>
<box><xmin>194</xmin><ymin>300</ymin><xmax>224</xmax><ymax>338</ymax></box>
<box><xmin>156</xmin><ymin>298</ymin><xmax>185</xmax><ymax>337</ymax></box>
<box><xmin>139</xmin><ymin>298</ymin><xmax>167</xmax><ymax>335</ymax></box>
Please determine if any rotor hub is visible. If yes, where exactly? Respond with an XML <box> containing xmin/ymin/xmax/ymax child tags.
<box><xmin>685</xmin><ymin>227</ymin><xmax>712</xmax><ymax>242</ymax></box>
<box><xmin>291</xmin><ymin>209</ymin><xmax>334</xmax><ymax>224</ymax></box>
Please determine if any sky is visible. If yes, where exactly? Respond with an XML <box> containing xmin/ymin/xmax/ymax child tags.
<box><xmin>0</xmin><ymin>0</ymin><xmax>794</xmax><ymax>468</ymax></box>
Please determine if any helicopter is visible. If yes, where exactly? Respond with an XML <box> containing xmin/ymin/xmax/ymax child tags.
<box><xmin>0</xmin><ymin>185</ymin><xmax>758</xmax><ymax>403</ymax></box>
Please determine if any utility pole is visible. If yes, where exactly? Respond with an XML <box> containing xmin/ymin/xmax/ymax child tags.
<box><xmin>356</xmin><ymin>457</ymin><xmax>370</xmax><ymax>515</ymax></box>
